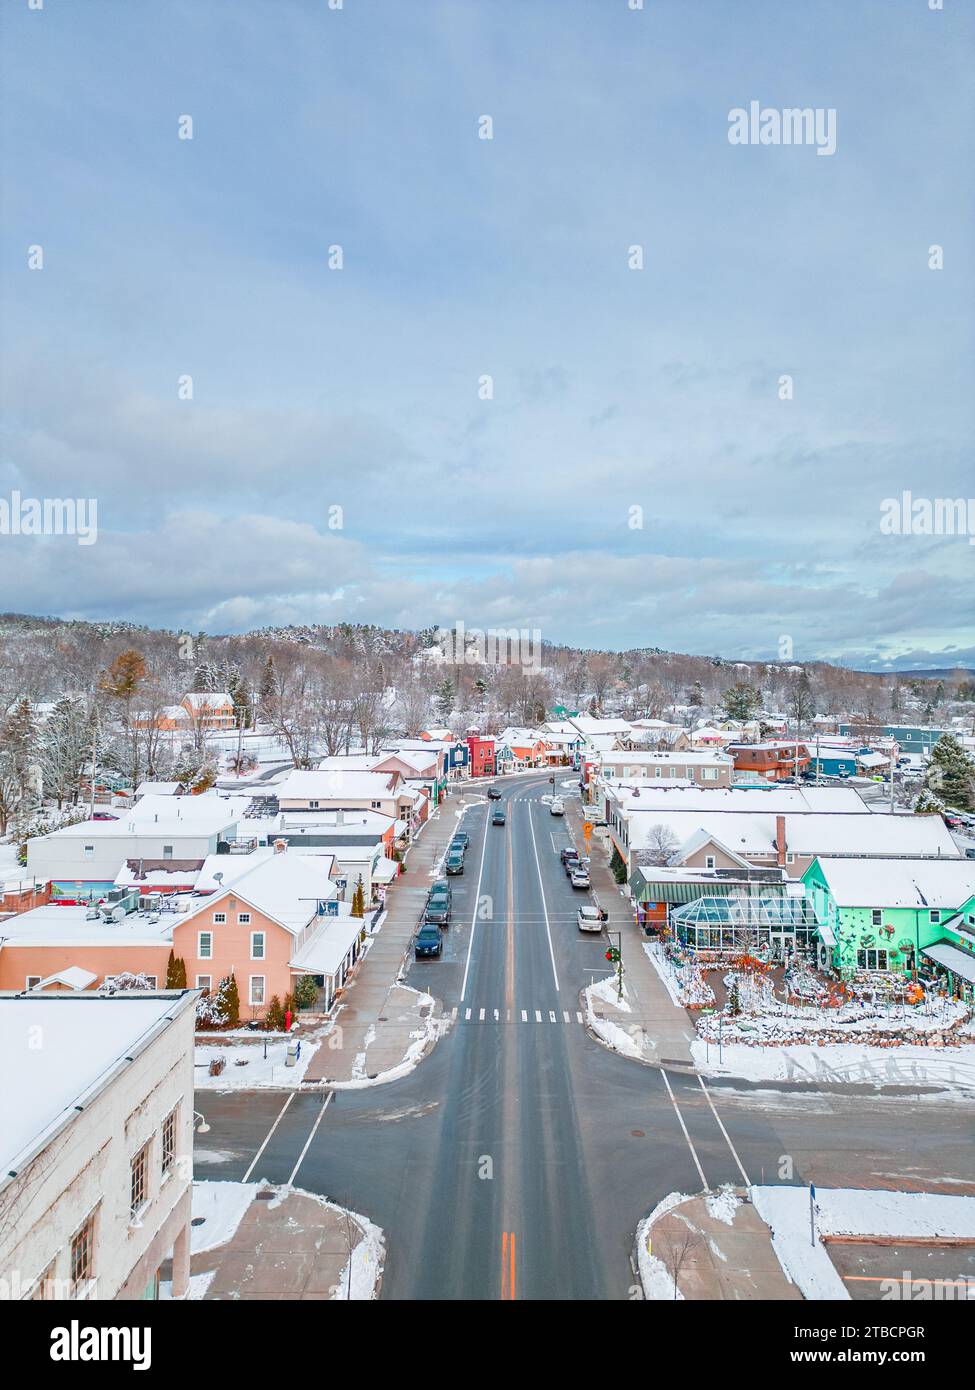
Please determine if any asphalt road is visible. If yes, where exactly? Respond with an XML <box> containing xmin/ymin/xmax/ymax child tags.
<box><xmin>194</xmin><ymin>773</ymin><xmax>975</xmax><ymax>1300</ymax></box>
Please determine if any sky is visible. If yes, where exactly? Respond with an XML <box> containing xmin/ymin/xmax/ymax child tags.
<box><xmin>1</xmin><ymin>0</ymin><xmax>973</xmax><ymax>671</ymax></box>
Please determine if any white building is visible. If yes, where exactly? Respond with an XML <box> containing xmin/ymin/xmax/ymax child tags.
<box><xmin>0</xmin><ymin>991</ymin><xmax>197</xmax><ymax>1300</ymax></box>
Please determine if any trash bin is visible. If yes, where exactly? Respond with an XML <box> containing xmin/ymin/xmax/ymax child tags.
<box><xmin>285</xmin><ymin>1040</ymin><xmax>298</xmax><ymax>1069</ymax></box>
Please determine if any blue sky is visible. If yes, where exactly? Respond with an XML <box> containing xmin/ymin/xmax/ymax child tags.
<box><xmin>1</xmin><ymin>0</ymin><xmax>973</xmax><ymax>670</ymax></box>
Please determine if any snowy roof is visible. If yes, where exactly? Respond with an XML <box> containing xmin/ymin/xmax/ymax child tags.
<box><xmin>134</xmin><ymin>781</ymin><xmax>183</xmax><ymax>798</ymax></box>
<box><xmin>183</xmin><ymin>691</ymin><xmax>233</xmax><ymax>709</ymax></box>
<box><xmin>181</xmin><ymin>851</ymin><xmax>338</xmax><ymax>933</ymax></box>
<box><xmin>290</xmin><ymin>914</ymin><xmax>366</xmax><ymax>978</ymax></box>
<box><xmin>625</xmin><ymin>810</ymin><xmax>959</xmax><ymax>861</ymax></box>
<box><xmin>277</xmin><ymin>769</ymin><xmax>400</xmax><ymax>802</ymax></box>
<box><xmin>814</xmin><ymin>857</ymin><xmax>975</xmax><ymax>909</ymax></box>
<box><xmin>317</xmin><ymin>754</ymin><xmax>380</xmax><ymax>771</ymax></box>
<box><xmin>0</xmin><ymin>904</ymin><xmax>174</xmax><ymax>948</ymax></box>
<box><xmin>278</xmin><ymin>809</ymin><xmax>393</xmax><ymax>835</ymax></box>
<box><xmin>607</xmin><ymin>785</ymin><xmax>869</xmax><ymax>815</ymax></box>
<box><xmin>597</xmin><ymin>750</ymin><xmax>732</xmax><ymax>766</ymax></box>
<box><xmin>32</xmin><ymin>966</ymin><xmax>98</xmax><ymax>992</ymax></box>
<box><xmin>0</xmin><ymin>993</ymin><xmax>196</xmax><ymax>1177</ymax></box>
<box><xmin>569</xmin><ymin>717</ymin><xmax>633</xmax><ymax>735</ymax></box>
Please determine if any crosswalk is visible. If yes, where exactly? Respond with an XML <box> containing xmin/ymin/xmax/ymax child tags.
<box><xmin>449</xmin><ymin>1005</ymin><xmax>584</xmax><ymax>1025</ymax></box>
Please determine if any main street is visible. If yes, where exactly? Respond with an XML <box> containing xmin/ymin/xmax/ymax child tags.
<box><xmin>195</xmin><ymin>773</ymin><xmax>975</xmax><ymax>1300</ymax></box>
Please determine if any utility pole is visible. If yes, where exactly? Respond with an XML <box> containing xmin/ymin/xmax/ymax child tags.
<box><xmin>88</xmin><ymin>711</ymin><xmax>99</xmax><ymax>820</ymax></box>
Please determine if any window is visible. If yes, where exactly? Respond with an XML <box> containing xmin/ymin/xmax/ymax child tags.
<box><xmin>371</xmin><ymin>800</ymin><xmax>382</xmax><ymax>809</ymax></box>
<box><xmin>31</xmin><ymin>1259</ymin><xmax>58</xmax><ymax>1301</ymax></box>
<box><xmin>238</xmin><ymin>912</ymin><xmax>251</xmax><ymax>925</ymax></box>
<box><xmin>130</xmin><ymin>1141</ymin><xmax>150</xmax><ymax>1217</ymax></box>
<box><xmin>930</xmin><ymin>910</ymin><xmax>941</xmax><ymax>924</ymax></box>
<box><xmin>857</xmin><ymin>948</ymin><xmax>890</xmax><ymax>971</ymax></box>
<box><xmin>162</xmin><ymin>1106</ymin><xmax>178</xmax><ymax>1176</ymax></box>
<box><xmin>249</xmin><ymin>975</ymin><xmax>265</xmax><ymax>1006</ymax></box>
<box><xmin>198</xmin><ymin>931</ymin><xmax>213</xmax><ymax>960</ymax></box>
<box><xmin>871</xmin><ymin>909</ymin><xmax>882</xmax><ymax>927</ymax></box>
<box><xmin>25</xmin><ymin>976</ymin><xmax>41</xmax><ymax>990</ymax></box>
<box><xmin>705</xmin><ymin>855</ymin><xmax>716</xmax><ymax>870</ymax></box>
<box><xmin>309</xmin><ymin>799</ymin><xmax>319</xmax><ymax>809</ymax></box>
<box><xmin>250</xmin><ymin>931</ymin><xmax>265</xmax><ymax>960</ymax></box>
<box><xmin>83</xmin><ymin>844</ymin><xmax>94</xmax><ymax>856</ymax></box>
<box><xmin>196</xmin><ymin>975</ymin><xmax>211</xmax><ymax>992</ymax></box>
<box><xmin>213</xmin><ymin>912</ymin><xmax>226</xmax><ymax>924</ymax></box>
<box><xmin>162</xmin><ymin>845</ymin><xmax>173</xmax><ymax>860</ymax></box>
<box><xmin>70</xmin><ymin>1213</ymin><xmax>95</xmax><ymax>1296</ymax></box>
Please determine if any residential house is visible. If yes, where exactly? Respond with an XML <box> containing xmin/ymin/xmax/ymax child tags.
<box><xmin>466</xmin><ymin>735</ymin><xmax>496</xmax><ymax>778</ymax></box>
<box><xmin>726</xmin><ymin>741</ymin><xmax>811</xmax><ymax>782</ymax></box>
<box><xmin>593</xmin><ymin>749</ymin><xmax>733</xmax><ymax>788</ymax></box>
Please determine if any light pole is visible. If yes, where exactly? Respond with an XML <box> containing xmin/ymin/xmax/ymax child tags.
<box><xmin>606</xmin><ymin>931</ymin><xmax>623</xmax><ymax>1002</ymax></box>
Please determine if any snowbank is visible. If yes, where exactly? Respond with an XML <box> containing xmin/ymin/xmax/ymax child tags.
<box><xmin>583</xmin><ymin>976</ymin><xmax>645</xmax><ymax>1060</ymax></box>
<box><xmin>751</xmin><ymin>1185</ymin><xmax>975</xmax><ymax>1301</ymax></box>
<box><xmin>635</xmin><ymin>1191</ymin><xmax>692</xmax><ymax>1300</ymax></box>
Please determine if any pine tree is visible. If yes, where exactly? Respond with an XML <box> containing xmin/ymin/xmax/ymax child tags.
<box><xmin>351</xmin><ymin>875</ymin><xmax>365</xmax><ymax>918</ymax></box>
<box><xmin>265</xmin><ymin>994</ymin><xmax>285</xmax><ymax>1031</ymax></box>
<box><xmin>925</xmin><ymin>734</ymin><xmax>975</xmax><ymax>811</ymax></box>
<box><xmin>721</xmin><ymin>682</ymin><xmax>760</xmax><ymax>722</ymax></box>
<box><xmin>609</xmin><ymin>845</ymin><xmax>628</xmax><ymax>885</ymax></box>
<box><xmin>166</xmin><ymin>950</ymin><xmax>178</xmax><ymax>988</ymax></box>
<box><xmin>223</xmin><ymin>972</ymin><xmax>240</xmax><ymax>1027</ymax></box>
<box><xmin>727</xmin><ymin>977</ymin><xmax>742</xmax><ymax>1017</ymax></box>
<box><xmin>174</xmin><ymin>956</ymin><xmax>188</xmax><ymax>989</ymax></box>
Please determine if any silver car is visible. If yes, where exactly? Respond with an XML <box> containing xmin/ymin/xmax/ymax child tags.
<box><xmin>577</xmin><ymin>905</ymin><xmax>603</xmax><ymax>932</ymax></box>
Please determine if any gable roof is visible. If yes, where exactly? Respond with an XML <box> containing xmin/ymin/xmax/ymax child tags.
<box><xmin>813</xmin><ymin>857</ymin><xmax>975</xmax><ymax>909</ymax></box>
<box><xmin>180</xmin><ymin>851</ymin><xmax>337</xmax><ymax>933</ymax></box>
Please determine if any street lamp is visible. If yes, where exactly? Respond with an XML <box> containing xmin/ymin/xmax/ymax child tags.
<box><xmin>194</xmin><ymin>1111</ymin><xmax>210</xmax><ymax>1135</ymax></box>
<box><xmin>605</xmin><ymin>931</ymin><xmax>623</xmax><ymax>1002</ymax></box>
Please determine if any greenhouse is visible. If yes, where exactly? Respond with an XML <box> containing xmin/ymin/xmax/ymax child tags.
<box><xmin>669</xmin><ymin>891</ymin><xmax>820</xmax><ymax>958</ymax></box>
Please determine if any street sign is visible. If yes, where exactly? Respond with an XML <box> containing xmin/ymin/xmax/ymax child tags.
<box><xmin>583</xmin><ymin>821</ymin><xmax>592</xmax><ymax>844</ymax></box>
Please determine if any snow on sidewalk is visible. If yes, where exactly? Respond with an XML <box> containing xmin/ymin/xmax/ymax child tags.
<box><xmin>191</xmin><ymin>1181</ymin><xmax>256</xmax><ymax>1254</ymax></box>
<box><xmin>751</xmin><ymin>1185</ymin><xmax>975</xmax><ymax>1301</ymax></box>
<box><xmin>583</xmin><ymin>973</ymin><xmax>645</xmax><ymax>1061</ymax></box>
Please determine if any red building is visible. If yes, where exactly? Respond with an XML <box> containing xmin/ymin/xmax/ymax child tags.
<box><xmin>466</xmin><ymin>735</ymin><xmax>496</xmax><ymax>778</ymax></box>
<box><xmin>726</xmin><ymin>741</ymin><xmax>810</xmax><ymax>781</ymax></box>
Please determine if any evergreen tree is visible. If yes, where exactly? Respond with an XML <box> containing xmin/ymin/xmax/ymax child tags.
<box><xmin>351</xmin><ymin>875</ymin><xmax>365</xmax><ymax>917</ymax></box>
<box><xmin>720</xmin><ymin>682</ymin><xmax>760</xmax><ymax>722</ymax></box>
<box><xmin>293</xmin><ymin>975</ymin><xmax>318</xmax><ymax>1010</ymax></box>
<box><xmin>173</xmin><ymin>956</ymin><xmax>188</xmax><ymax>989</ymax></box>
<box><xmin>609</xmin><ymin>845</ymin><xmax>628</xmax><ymax>885</ymax></box>
<box><xmin>925</xmin><ymin>734</ymin><xmax>975</xmax><ymax>811</ymax></box>
<box><xmin>265</xmin><ymin>994</ymin><xmax>285</xmax><ymax>1031</ymax></box>
<box><xmin>166</xmin><ymin>950</ymin><xmax>178</xmax><ymax>988</ymax></box>
<box><xmin>223</xmin><ymin>972</ymin><xmax>240</xmax><ymax>1027</ymax></box>
<box><xmin>727</xmin><ymin>978</ymin><xmax>742</xmax><ymax>1017</ymax></box>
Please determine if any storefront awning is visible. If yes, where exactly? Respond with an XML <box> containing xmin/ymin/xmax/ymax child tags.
<box><xmin>922</xmin><ymin>942</ymin><xmax>975</xmax><ymax>985</ymax></box>
<box><xmin>816</xmin><ymin>921</ymin><xmax>836</xmax><ymax>947</ymax></box>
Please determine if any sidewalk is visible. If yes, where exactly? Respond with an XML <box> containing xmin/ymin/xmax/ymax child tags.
<box><xmin>567</xmin><ymin>799</ymin><xmax>696</xmax><ymax>1068</ymax></box>
<box><xmin>636</xmin><ymin>1188</ymin><xmax>801</xmax><ymax>1300</ymax></box>
<box><xmin>178</xmin><ymin>1182</ymin><xmax>384</xmax><ymax>1300</ymax></box>
<box><xmin>302</xmin><ymin>789</ymin><xmax>485</xmax><ymax>1086</ymax></box>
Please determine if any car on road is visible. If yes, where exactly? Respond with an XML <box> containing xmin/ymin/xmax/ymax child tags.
<box><xmin>577</xmin><ymin>905</ymin><xmax>604</xmax><ymax>933</ymax></box>
<box><xmin>425</xmin><ymin>886</ymin><xmax>451</xmax><ymax>925</ymax></box>
<box><xmin>549</xmin><ymin>798</ymin><xmax>564</xmax><ymax>816</ymax></box>
<box><xmin>415</xmin><ymin>922</ymin><xmax>444</xmax><ymax>958</ymax></box>
<box><xmin>560</xmin><ymin>847</ymin><xmax>579</xmax><ymax>869</ymax></box>
<box><xmin>565</xmin><ymin>853</ymin><xmax>588</xmax><ymax>877</ymax></box>
<box><xmin>445</xmin><ymin>848</ymin><xmax>465</xmax><ymax>874</ymax></box>
<box><xmin>451</xmin><ymin>831</ymin><xmax>470</xmax><ymax>851</ymax></box>
<box><xmin>487</xmin><ymin>787</ymin><xmax>502</xmax><ymax>800</ymax></box>
<box><xmin>570</xmin><ymin>867</ymin><xmax>591</xmax><ymax>889</ymax></box>
<box><xmin>492</xmin><ymin>808</ymin><xmax>506</xmax><ymax>826</ymax></box>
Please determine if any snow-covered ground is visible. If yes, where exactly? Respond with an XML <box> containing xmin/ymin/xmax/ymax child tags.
<box><xmin>635</xmin><ymin>1191</ymin><xmax>693</xmax><ymax>1300</ymax></box>
<box><xmin>328</xmin><ymin>987</ymin><xmax>439</xmax><ymax>1089</ymax></box>
<box><xmin>751</xmin><ymin>1185</ymin><xmax>975</xmax><ymax>1300</ymax></box>
<box><xmin>191</xmin><ymin>1180</ymin><xmax>256</xmax><ymax>1254</ymax></box>
<box><xmin>194</xmin><ymin>1035</ymin><xmax>321</xmax><ymax>1089</ymax></box>
<box><xmin>583</xmin><ymin>974</ymin><xmax>644</xmax><ymax>1060</ymax></box>
<box><xmin>692</xmin><ymin>1038</ymin><xmax>975</xmax><ymax>1094</ymax></box>
<box><xmin>644</xmin><ymin>942</ymin><xmax>716</xmax><ymax>1009</ymax></box>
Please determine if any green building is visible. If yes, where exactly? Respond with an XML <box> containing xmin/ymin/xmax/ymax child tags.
<box><xmin>802</xmin><ymin>856</ymin><xmax>975</xmax><ymax>999</ymax></box>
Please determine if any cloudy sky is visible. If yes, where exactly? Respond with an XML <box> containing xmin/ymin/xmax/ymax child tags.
<box><xmin>1</xmin><ymin>0</ymin><xmax>972</xmax><ymax>670</ymax></box>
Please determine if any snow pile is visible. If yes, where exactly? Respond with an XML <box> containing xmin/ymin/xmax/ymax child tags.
<box><xmin>191</xmin><ymin>1181</ymin><xmax>256</xmax><ymax>1254</ymax></box>
<box><xmin>693</xmin><ymin>1038</ymin><xmax>975</xmax><ymax>1092</ymax></box>
<box><xmin>583</xmin><ymin>976</ymin><xmax>645</xmax><ymax>1060</ymax></box>
<box><xmin>635</xmin><ymin>1191</ymin><xmax>692</xmax><ymax>1301</ymax></box>
<box><xmin>705</xmin><ymin>1183</ymin><xmax>741</xmax><ymax>1226</ymax></box>
<box><xmin>751</xmin><ymin>1185</ymin><xmax>975</xmax><ymax>1301</ymax></box>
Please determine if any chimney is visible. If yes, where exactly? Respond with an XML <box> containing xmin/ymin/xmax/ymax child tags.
<box><xmin>273</xmin><ymin>838</ymin><xmax>287</xmax><ymax>854</ymax></box>
<box><xmin>775</xmin><ymin>815</ymin><xmax>787</xmax><ymax>868</ymax></box>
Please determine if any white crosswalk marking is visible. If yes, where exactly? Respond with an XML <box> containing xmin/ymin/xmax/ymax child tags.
<box><xmin>465</xmin><ymin>1008</ymin><xmax>472</xmax><ymax>1020</ymax></box>
<box><xmin>521</xmin><ymin>1009</ymin><xmax>528</xmax><ymax>1022</ymax></box>
<box><xmin>576</xmin><ymin>1011</ymin><xmax>583</xmax><ymax>1023</ymax></box>
<box><xmin>451</xmin><ymin>1006</ymin><xmax>458</xmax><ymax>1020</ymax></box>
<box><xmin>479</xmin><ymin>1007</ymin><xmax>485</xmax><ymax>1020</ymax></box>
<box><xmin>563</xmin><ymin>1010</ymin><xmax>570</xmax><ymax>1023</ymax></box>
<box><xmin>456</xmin><ymin>1006</ymin><xmax>584</xmax><ymax>1024</ymax></box>
<box><xmin>494</xmin><ymin>1008</ymin><xmax>499</xmax><ymax>1021</ymax></box>
<box><xmin>549</xmin><ymin>1011</ymin><xmax>557</xmax><ymax>1023</ymax></box>
<box><xmin>534</xmin><ymin>1010</ymin><xmax>542</xmax><ymax>1022</ymax></box>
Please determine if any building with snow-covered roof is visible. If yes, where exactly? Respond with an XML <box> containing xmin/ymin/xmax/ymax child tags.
<box><xmin>0</xmin><ymin>990</ymin><xmax>196</xmax><ymax>1300</ymax></box>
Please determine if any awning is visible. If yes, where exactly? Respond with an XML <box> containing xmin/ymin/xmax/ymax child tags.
<box><xmin>922</xmin><ymin>942</ymin><xmax>975</xmax><ymax>985</ymax></box>
<box><xmin>373</xmin><ymin>857</ymin><xmax>399</xmax><ymax>883</ymax></box>
<box><xmin>816</xmin><ymin>921</ymin><xmax>836</xmax><ymax>947</ymax></box>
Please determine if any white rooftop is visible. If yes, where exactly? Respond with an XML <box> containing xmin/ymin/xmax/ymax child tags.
<box><xmin>0</xmin><ymin>993</ymin><xmax>194</xmax><ymax>1174</ymax></box>
<box><xmin>182</xmin><ymin>850</ymin><xmax>338</xmax><ymax>933</ymax></box>
<box><xmin>815</xmin><ymin>856</ymin><xmax>975</xmax><ymax>909</ymax></box>
<box><xmin>0</xmin><ymin>904</ymin><xmax>174</xmax><ymax>948</ymax></box>
<box><xmin>277</xmin><ymin>769</ymin><xmax>400</xmax><ymax>802</ymax></box>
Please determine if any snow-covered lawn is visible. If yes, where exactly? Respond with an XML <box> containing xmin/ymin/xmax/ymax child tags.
<box><xmin>194</xmin><ymin>1035</ymin><xmax>320</xmax><ymax>1089</ymax></box>
<box><xmin>751</xmin><ymin>1185</ymin><xmax>975</xmax><ymax>1300</ymax></box>
<box><xmin>692</xmin><ymin>1039</ymin><xmax>975</xmax><ymax>1094</ymax></box>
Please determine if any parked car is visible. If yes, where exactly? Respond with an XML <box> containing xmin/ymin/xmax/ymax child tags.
<box><xmin>415</xmin><ymin>923</ymin><xmax>444</xmax><ymax>958</ymax></box>
<box><xmin>428</xmin><ymin>878</ymin><xmax>451</xmax><ymax>900</ymax></box>
<box><xmin>445</xmin><ymin>849</ymin><xmax>465</xmax><ymax>875</ymax></box>
<box><xmin>549</xmin><ymin>798</ymin><xmax>565</xmax><ymax>816</ymax></box>
<box><xmin>451</xmin><ymin>831</ymin><xmax>470</xmax><ymax>851</ymax></box>
<box><xmin>425</xmin><ymin>888</ymin><xmax>451</xmax><ymax>926</ymax></box>
<box><xmin>577</xmin><ymin>905</ymin><xmax>604</xmax><ymax>933</ymax></box>
<box><xmin>560</xmin><ymin>847</ymin><xmax>580</xmax><ymax>868</ymax></box>
<box><xmin>487</xmin><ymin>787</ymin><xmax>502</xmax><ymax>800</ymax></box>
<box><xmin>570</xmin><ymin>867</ymin><xmax>591</xmax><ymax>889</ymax></box>
<box><xmin>564</xmin><ymin>853</ymin><xmax>584</xmax><ymax>877</ymax></box>
<box><xmin>965</xmin><ymin>847</ymin><xmax>975</xmax><ymax>860</ymax></box>
<box><xmin>492</xmin><ymin>808</ymin><xmax>506</xmax><ymax>826</ymax></box>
